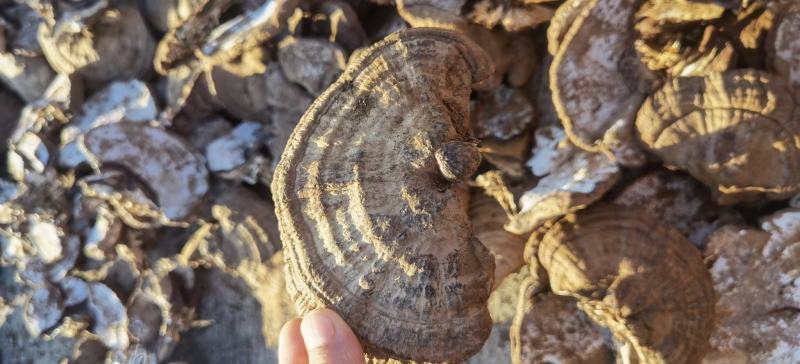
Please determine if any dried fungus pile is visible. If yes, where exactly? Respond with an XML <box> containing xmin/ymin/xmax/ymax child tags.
<box><xmin>0</xmin><ymin>0</ymin><xmax>799</xmax><ymax>363</ymax></box>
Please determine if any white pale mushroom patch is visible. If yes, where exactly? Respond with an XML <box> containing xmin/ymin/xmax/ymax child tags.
<box><xmin>80</xmin><ymin>123</ymin><xmax>209</xmax><ymax>220</ymax></box>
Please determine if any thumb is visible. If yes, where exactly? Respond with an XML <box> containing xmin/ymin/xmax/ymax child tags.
<box><xmin>300</xmin><ymin>308</ymin><xmax>365</xmax><ymax>364</ymax></box>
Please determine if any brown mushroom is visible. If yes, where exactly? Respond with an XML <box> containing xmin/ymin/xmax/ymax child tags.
<box><xmin>37</xmin><ymin>1</ymin><xmax>154</xmax><ymax>90</ymax></box>
<box><xmin>636</xmin><ymin>70</ymin><xmax>800</xmax><ymax>204</ymax></box>
<box><xmin>612</xmin><ymin>170</ymin><xmax>741</xmax><ymax>247</ymax></box>
<box><xmin>80</xmin><ymin>123</ymin><xmax>209</xmax><ymax>220</ymax></box>
<box><xmin>704</xmin><ymin>208</ymin><xmax>800</xmax><ymax>362</ymax></box>
<box><xmin>469</xmin><ymin>189</ymin><xmax>526</xmax><ymax>290</ymax></box>
<box><xmin>768</xmin><ymin>10</ymin><xmax>800</xmax><ymax>88</ymax></box>
<box><xmin>527</xmin><ymin>207</ymin><xmax>715</xmax><ymax>363</ymax></box>
<box><xmin>466</xmin><ymin>0</ymin><xmax>554</xmax><ymax>32</ymax></box>
<box><xmin>277</xmin><ymin>36</ymin><xmax>347</xmax><ymax>96</ymax></box>
<box><xmin>141</xmin><ymin>0</ymin><xmax>206</xmax><ymax>33</ymax></box>
<box><xmin>396</xmin><ymin>0</ymin><xmax>467</xmax><ymax>29</ymax></box>
<box><xmin>511</xmin><ymin>288</ymin><xmax>613</xmax><ymax>364</ymax></box>
<box><xmin>272</xmin><ymin>28</ymin><xmax>495</xmax><ymax>362</ymax></box>
<box><xmin>505</xmin><ymin>125</ymin><xmax>620</xmax><ymax>234</ymax></box>
<box><xmin>549</xmin><ymin>0</ymin><xmax>653</xmax><ymax>166</ymax></box>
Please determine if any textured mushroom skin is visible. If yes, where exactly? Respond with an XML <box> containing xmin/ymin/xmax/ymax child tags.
<box><xmin>636</xmin><ymin>70</ymin><xmax>800</xmax><ymax>203</ymax></box>
<box><xmin>536</xmin><ymin>208</ymin><xmax>715</xmax><ymax>364</ymax></box>
<box><xmin>272</xmin><ymin>28</ymin><xmax>495</xmax><ymax>362</ymax></box>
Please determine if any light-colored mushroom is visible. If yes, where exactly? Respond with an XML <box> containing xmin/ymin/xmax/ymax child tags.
<box><xmin>703</xmin><ymin>208</ymin><xmax>800</xmax><ymax>363</ymax></box>
<box><xmin>504</xmin><ymin>125</ymin><xmax>620</xmax><ymax>234</ymax></box>
<box><xmin>80</xmin><ymin>123</ymin><xmax>209</xmax><ymax>220</ymax></box>
<box><xmin>549</xmin><ymin>0</ymin><xmax>653</xmax><ymax>166</ymax></box>
<box><xmin>466</xmin><ymin>0</ymin><xmax>554</xmax><ymax>31</ymax></box>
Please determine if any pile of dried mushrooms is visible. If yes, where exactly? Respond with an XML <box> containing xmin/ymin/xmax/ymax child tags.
<box><xmin>1</xmin><ymin>0</ymin><xmax>799</xmax><ymax>363</ymax></box>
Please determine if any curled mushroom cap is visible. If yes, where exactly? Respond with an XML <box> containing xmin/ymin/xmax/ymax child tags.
<box><xmin>535</xmin><ymin>207</ymin><xmax>715</xmax><ymax>364</ymax></box>
<box><xmin>272</xmin><ymin>28</ymin><xmax>495</xmax><ymax>362</ymax></box>
<box><xmin>636</xmin><ymin>70</ymin><xmax>800</xmax><ymax>204</ymax></box>
<box><xmin>550</xmin><ymin>0</ymin><xmax>651</xmax><ymax>166</ymax></box>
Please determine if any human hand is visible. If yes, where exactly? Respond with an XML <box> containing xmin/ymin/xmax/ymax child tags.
<box><xmin>278</xmin><ymin>308</ymin><xmax>366</xmax><ymax>364</ymax></box>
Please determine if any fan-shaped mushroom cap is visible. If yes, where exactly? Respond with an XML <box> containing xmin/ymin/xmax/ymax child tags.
<box><xmin>549</xmin><ymin>0</ymin><xmax>651</xmax><ymax>166</ymax></box>
<box><xmin>636</xmin><ymin>70</ymin><xmax>800</xmax><ymax>204</ymax></box>
<box><xmin>535</xmin><ymin>207</ymin><xmax>715</xmax><ymax>364</ymax></box>
<box><xmin>272</xmin><ymin>27</ymin><xmax>495</xmax><ymax>362</ymax></box>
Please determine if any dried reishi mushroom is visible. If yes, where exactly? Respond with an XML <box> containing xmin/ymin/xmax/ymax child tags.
<box><xmin>768</xmin><ymin>10</ymin><xmax>800</xmax><ymax>88</ymax></box>
<box><xmin>396</xmin><ymin>0</ymin><xmax>468</xmax><ymax>29</ymax></box>
<box><xmin>511</xmin><ymin>289</ymin><xmax>613</xmax><ymax>364</ymax></box>
<box><xmin>505</xmin><ymin>125</ymin><xmax>620</xmax><ymax>234</ymax></box>
<box><xmin>141</xmin><ymin>0</ymin><xmax>206</xmax><ymax>33</ymax></box>
<box><xmin>277</xmin><ymin>36</ymin><xmax>347</xmax><ymax>96</ymax></box>
<box><xmin>208</xmin><ymin>48</ymin><xmax>273</xmax><ymax>122</ymax></box>
<box><xmin>550</xmin><ymin>0</ymin><xmax>652</xmax><ymax>166</ymax></box>
<box><xmin>612</xmin><ymin>170</ymin><xmax>741</xmax><ymax>247</ymax></box>
<box><xmin>466</xmin><ymin>0</ymin><xmax>554</xmax><ymax>32</ymax></box>
<box><xmin>635</xmin><ymin>70</ymin><xmax>800</xmax><ymax>204</ymax></box>
<box><xmin>637</xmin><ymin>0</ymin><xmax>726</xmax><ymax>24</ymax></box>
<box><xmin>471</xmin><ymin>85</ymin><xmax>535</xmax><ymax>141</ymax></box>
<box><xmin>59</xmin><ymin>79</ymin><xmax>158</xmax><ymax>168</ymax></box>
<box><xmin>532</xmin><ymin>207</ymin><xmax>715</xmax><ymax>363</ymax></box>
<box><xmin>80</xmin><ymin>122</ymin><xmax>209</xmax><ymax>220</ymax></box>
<box><xmin>469</xmin><ymin>190</ymin><xmax>525</xmax><ymax>290</ymax></box>
<box><xmin>23</xmin><ymin>283</ymin><xmax>64</xmax><ymax>336</ymax></box>
<box><xmin>87</xmin><ymin>282</ymin><xmax>129</xmax><ymax>350</ymax></box>
<box><xmin>37</xmin><ymin>2</ymin><xmax>155</xmax><ymax>90</ymax></box>
<box><xmin>272</xmin><ymin>28</ymin><xmax>495</xmax><ymax>362</ymax></box>
<box><xmin>634</xmin><ymin>4</ymin><xmax>736</xmax><ymax>79</ymax></box>
<box><xmin>704</xmin><ymin>209</ymin><xmax>800</xmax><ymax>362</ymax></box>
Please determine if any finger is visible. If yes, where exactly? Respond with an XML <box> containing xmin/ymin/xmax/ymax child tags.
<box><xmin>279</xmin><ymin>318</ymin><xmax>309</xmax><ymax>364</ymax></box>
<box><xmin>300</xmin><ymin>308</ymin><xmax>365</xmax><ymax>364</ymax></box>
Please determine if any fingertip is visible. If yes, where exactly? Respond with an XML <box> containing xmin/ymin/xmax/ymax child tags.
<box><xmin>299</xmin><ymin>308</ymin><xmax>337</xmax><ymax>349</ymax></box>
<box><xmin>300</xmin><ymin>308</ymin><xmax>365</xmax><ymax>364</ymax></box>
<box><xmin>279</xmin><ymin>318</ymin><xmax>308</xmax><ymax>364</ymax></box>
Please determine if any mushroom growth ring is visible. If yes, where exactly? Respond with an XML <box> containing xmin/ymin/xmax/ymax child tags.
<box><xmin>272</xmin><ymin>28</ymin><xmax>496</xmax><ymax>362</ymax></box>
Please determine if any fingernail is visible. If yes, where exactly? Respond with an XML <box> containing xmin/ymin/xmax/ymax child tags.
<box><xmin>300</xmin><ymin>309</ymin><xmax>337</xmax><ymax>349</ymax></box>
